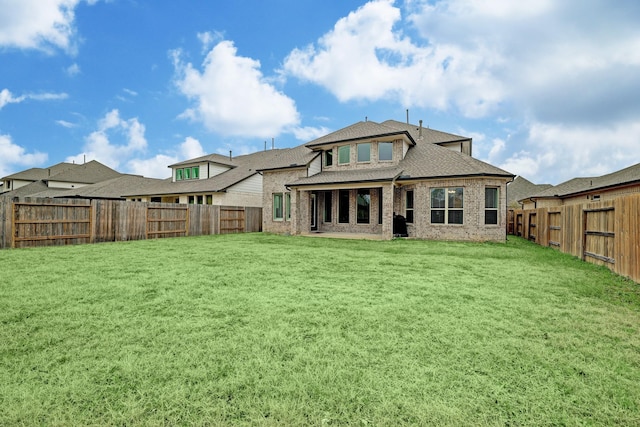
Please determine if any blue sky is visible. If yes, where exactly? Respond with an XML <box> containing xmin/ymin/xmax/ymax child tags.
<box><xmin>1</xmin><ymin>0</ymin><xmax>639</xmax><ymax>184</ymax></box>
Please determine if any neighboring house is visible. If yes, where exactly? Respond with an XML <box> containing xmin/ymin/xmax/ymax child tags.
<box><xmin>507</xmin><ymin>176</ymin><xmax>552</xmax><ymax>208</ymax></box>
<box><xmin>1</xmin><ymin>161</ymin><xmax>122</xmax><ymax>197</ymax></box>
<box><xmin>121</xmin><ymin>149</ymin><xmax>314</xmax><ymax>206</ymax></box>
<box><xmin>520</xmin><ymin>162</ymin><xmax>640</xmax><ymax>209</ymax></box>
<box><xmin>27</xmin><ymin>174</ymin><xmax>164</xmax><ymax>200</ymax></box>
<box><xmin>259</xmin><ymin>120</ymin><xmax>514</xmax><ymax>241</ymax></box>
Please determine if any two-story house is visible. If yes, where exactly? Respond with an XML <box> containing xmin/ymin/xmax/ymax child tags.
<box><xmin>259</xmin><ymin>120</ymin><xmax>514</xmax><ymax>241</ymax></box>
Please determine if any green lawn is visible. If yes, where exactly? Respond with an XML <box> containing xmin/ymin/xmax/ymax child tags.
<box><xmin>1</xmin><ymin>234</ymin><xmax>639</xmax><ymax>426</ymax></box>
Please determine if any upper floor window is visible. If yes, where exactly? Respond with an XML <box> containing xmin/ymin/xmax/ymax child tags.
<box><xmin>485</xmin><ymin>188</ymin><xmax>498</xmax><ymax>225</ymax></box>
<box><xmin>324</xmin><ymin>149</ymin><xmax>333</xmax><ymax>167</ymax></box>
<box><xmin>338</xmin><ymin>146</ymin><xmax>350</xmax><ymax>164</ymax></box>
<box><xmin>357</xmin><ymin>189</ymin><xmax>370</xmax><ymax>224</ymax></box>
<box><xmin>357</xmin><ymin>143</ymin><xmax>371</xmax><ymax>162</ymax></box>
<box><xmin>378</xmin><ymin>142</ymin><xmax>393</xmax><ymax>161</ymax></box>
<box><xmin>431</xmin><ymin>187</ymin><xmax>464</xmax><ymax>224</ymax></box>
<box><xmin>175</xmin><ymin>166</ymin><xmax>200</xmax><ymax>181</ymax></box>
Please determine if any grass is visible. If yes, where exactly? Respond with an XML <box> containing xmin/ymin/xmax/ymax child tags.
<box><xmin>1</xmin><ymin>234</ymin><xmax>639</xmax><ymax>426</ymax></box>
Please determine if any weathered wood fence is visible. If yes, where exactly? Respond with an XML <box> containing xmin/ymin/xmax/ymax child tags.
<box><xmin>509</xmin><ymin>194</ymin><xmax>640</xmax><ymax>283</ymax></box>
<box><xmin>0</xmin><ymin>197</ymin><xmax>262</xmax><ymax>249</ymax></box>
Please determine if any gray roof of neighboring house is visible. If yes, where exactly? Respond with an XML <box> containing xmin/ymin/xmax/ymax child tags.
<box><xmin>1</xmin><ymin>180</ymin><xmax>67</xmax><ymax>198</ymax></box>
<box><xmin>529</xmin><ymin>162</ymin><xmax>640</xmax><ymax>199</ymax></box>
<box><xmin>29</xmin><ymin>175</ymin><xmax>165</xmax><ymax>199</ymax></box>
<box><xmin>1</xmin><ymin>162</ymin><xmax>76</xmax><ymax>181</ymax></box>
<box><xmin>45</xmin><ymin>160</ymin><xmax>122</xmax><ymax>184</ymax></box>
<box><xmin>507</xmin><ymin>176</ymin><xmax>552</xmax><ymax>207</ymax></box>
<box><xmin>123</xmin><ymin>148</ymin><xmax>319</xmax><ymax>197</ymax></box>
<box><xmin>169</xmin><ymin>153</ymin><xmax>238</xmax><ymax>168</ymax></box>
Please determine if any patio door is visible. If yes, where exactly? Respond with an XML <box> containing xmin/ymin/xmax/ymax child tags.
<box><xmin>310</xmin><ymin>193</ymin><xmax>318</xmax><ymax>231</ymax></box>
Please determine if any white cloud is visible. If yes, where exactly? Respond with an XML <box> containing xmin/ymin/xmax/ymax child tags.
<box><xmin>0</xmin><ymin>88</ymin><xmax>68</xmax><ymax>109</ymax></box>
<box><xmin>173</xmin><ymin>40</ymin><xmax>300</xmax><ymax>138</ymax></box>
<box><xmin>282</xmin><ymin>0</ymin><xmax>504</xmax><ymax>117</ymax></box>
<box><xmin>197</xmin><ymin>31</ymin><xmax>223</xmax><ymax>54</ymax></box>
<box><xmin>67</xmin><ymin>109</ymin><xmax>148</xmax><ymax>170</ymax></box>
<box><xmin>0</xmin><ymin>134</ymin><xmax>48</xmax><ymax>177</ymax></box>
<box><xmin>66</xmin><ymin>63</ymin><xmax>81</xmax><ymax>76</ymax></box>
<box><xmin>0</xmin><ymin>0</ymin><xmax>98</xmax><ymax>53</ymax></box>
<box><xmin>496</xmin><ymin>119</ymin><xmax>640</xmax><ymax>184</ymax></box>
<box><xmin>289</xmin><ymin>125</ymin><xmax>331</xmax><ymax>142</ymax></box>
<box><xmin>56</xmin><ymin>119</ymin><xmax>76</xmax><ymax>128</ymax></box>
<box><xmin>126</xmin><ymin>136</ymin><xmax>206</xmax><ymax>179</ymax></box>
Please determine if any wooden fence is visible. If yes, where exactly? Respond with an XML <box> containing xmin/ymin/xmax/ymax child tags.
<box><xmin>509</xmin><ymin>194</ymin><xmax>640</xmax><ymax>283</ymax></box>
<box><xmin>0</xmin><ymin>197</ymin><xmax>262</xmax><ymax>249</ymax></box>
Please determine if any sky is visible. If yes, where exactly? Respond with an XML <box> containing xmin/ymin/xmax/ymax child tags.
<box><xmin>1</xmin><ymin>0</ymin><xmax>639</xmax><ymax>184</ymax></box>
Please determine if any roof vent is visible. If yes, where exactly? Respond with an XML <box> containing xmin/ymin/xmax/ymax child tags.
<box><xmin>419</xmin><ymin>120</ymin><xmax>423</xmax><ymax>139</ymax></box>
<box><xmin>229</xmin><ymin>150</ymin><xmax>232</xmax><ymax>161</ymax></box>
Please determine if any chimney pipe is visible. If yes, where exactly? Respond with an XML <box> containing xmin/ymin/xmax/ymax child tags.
<box><xmin>264</xmin><ymin>141</ymin><xmax>267</xmax><ymax>151</ymax></box>
<box><xmin>406</xmin><ymin>109</ymin><xmax>409</xmax><ymax>124</ymax></box>
<box><xmin>419</xmin><ymin>120</ymin><xmax>423</xmax><ymax>139</ymax></box>
<box><xmin>365</xmin><ymin>116</ymin><xmax>368</xmax><ymax>122</ymax></box>
<box><xmin>272</xmin><ymin>137</ymin><xmax>275</xmax><ymax>150</ymax></box>
<box><xmin>229</xmin><ymin>150</ymin><xmax>232</xmax><ymax>161</ymax></box>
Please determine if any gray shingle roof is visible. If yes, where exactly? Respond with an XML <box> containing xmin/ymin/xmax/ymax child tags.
<box><xmin>381</xmin><ymin>120</ymin><xmax>470</xmax><ymax>144</ymax></box>
<box><xmin>169</xmin><ymin>153</ymin><xmax>237</xmax><ymax>168</ymax></box>
<box><xmin>124</xmin><ymin>148</ymin><xmax>319</xmax><ymax>197</ymax></box>
<box><xmin>30</xmin><ymin>175</ymin><xmax>165</xmax><ymax>199</ymax></box>
<box><xmin>305</xmin><ymin>121</ymin><xmax>416</xmax><ymax>148</ymax></box>
<box><xmin>398</xmin><ymin>142</ymin><xmax>512</xmax><ymax>180</ymax></box>
<box><xmin>288</xmin><ymin>166</ymin><xmax>403</xmax><ymax>187</ymax></box>
<box><xmin>1</xmin><ymin>162</ymin><xmax>76</xmax><ymax>181</ymax></box>
<box><xmin>531</xmin><ymin>162</ymin><xmax>640</xmax><ymax>199</ymax></box>
<box><xmin>46</xmin><ymin>160</ymin><xmax>121</xmax><ymax>184</ymax></box>
<box><xmin>507</xmin><ymin>176</ymin><xmax>552</xmax><ymax>207</ymax></box>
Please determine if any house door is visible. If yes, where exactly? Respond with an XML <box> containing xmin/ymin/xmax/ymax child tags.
<box><xmin>310</xmin><ymin>193</ymin><xmax>318</xmax><ymax>231</ymax></box>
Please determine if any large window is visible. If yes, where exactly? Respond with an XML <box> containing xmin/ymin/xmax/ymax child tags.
<box><xmin>338</xmin><ymin>189</ymin><xmax>350</xmax><ymax>223</ymax></box>
<box><xmin>406</xmin><ymin>190</ymin><xmax>414</xmax><ymax>223</ymax></box>
<box><xmin>323</xmin><ymin>191</ymin><xmax>332</xmax><ymax>222</ymax></box>
<box><xmin>176</xmin><ymin>169</ymin><xmax>183</xmax><ymax>181</ymax></box>
<box><xmin>273</xmin><ymin>193</ymin><xmax>284</xmax><ymax>221</ymax></box>
<box><xmin>338</xmin><ymin>146</ymin><xmax>350</xmax><ymax>164</ymax></box>
<box><xmin>378</xmin><ymin>142</ymin><xmax>393</xmax><ymax>161</ymax></box>
<box><xmin>431</xmin><ymin>187</ymin><xmax>464</xmax><ymax>224</ymax></box>
<box><xmin>485</xmin><ymin>188</ymin><xmax>498</xmax><ymax>225</ymax></box>
<box><xmin>357</xmin><ymin>143</ymin><xmax>371</xmax><ymax>162</ymax></box>
<box><xmin>357</xmin><ymin>189</ymin><xmax>370</xmax><ymax>224</ymax></box>
<box><xmin>325</xmin><ymin>149</ymin><xmax>333</xmax><ymax>167</ymax></box>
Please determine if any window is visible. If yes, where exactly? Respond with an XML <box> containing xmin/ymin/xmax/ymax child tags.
<box><xmin>485</xmin><ymin>188</ymin><xmax>498</xmax><ymax>225</ymax></box>
<box><xmin>378</xmin><ymin>142</ymin><xmax>393</xmax><ymax>161</ymax></box>
<box><xmin>338</xmin><ymin>145</ymin><xmax>350</xmax><ymax>164</ymax></box>
<box><xmin>325</xmin><ymin>150</ymin><xmax>333</xmax><ymax>167</ymax></box>
<box><xmin>184</xmin><ymin>168</ymin><xmax>191</xmax><ymax>180</ymax></box>
<box><xmin>431</xmin><ymin>187</ymin><xmax>464</xmax><ymax>224</ymax></box>
<box><xmin>192</xmin><ymin>166</ymin><xmax>199</xmax><ymax>179</ymax></box>
<box><xmin>406</xmin><ymin>190</ymin><xmax>414</xmax><ymax>223</ymax></box>
<box><xmin>324</xmin><ymin>191</ymin><xmax>332</xmax><ymax>222</ymax></box>
<box><xmin>188</xmin><ymin>195</ymin><xmax>195</xmax><ymax>204</ymax></box>
<box><xmin>206</xmin><ymin>195</ymin><xmax>213</xmax><ymax>205</ymax></box>
<box><xmin>339</xmin><ymin>189</ymin><xmax>350</xmax><ymax>223</ymax></box>
<box><xmin>273</xmin><ymin>193</ymin><xmax>284</xmax><ymax>220</ymax></box>
<box><xmin>357</xmin><ymin>143</ymin><xmax>370</xmax><ymax>162</ymax></box>
<box><xmin>197</xmin><ymin>195</ymin><xmax>203</xmax><ymax>204</ymax></box>
<box><xmin>176</xmin><ymin>169</ymin><xmax>183</xmax><ymax>181</ymax></box>
<box><xmin>285</xmin><ymin>193</ymin><xmax>291</xmax><ymax>221</ymax></box>
<box><xmin>357</xmin><ymin>189</ymin><xmax>370</xmax><ymax>224</ymax></box>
